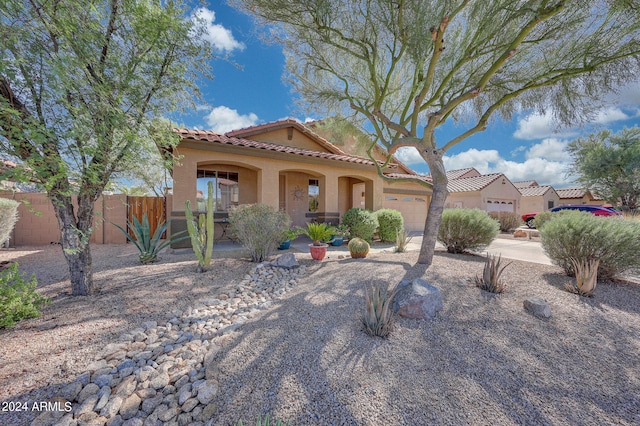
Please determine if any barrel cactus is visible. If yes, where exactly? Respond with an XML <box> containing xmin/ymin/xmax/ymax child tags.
<box><xmin>348</xmin><ymin>237</ymin><xmax>370</xmax><ymax>259</ymax></box>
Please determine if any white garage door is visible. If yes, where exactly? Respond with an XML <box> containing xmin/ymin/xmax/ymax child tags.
<box><xmin>382</xmin><ymin>195</ymin><xmax>428</xmax><ymax>232</ymax></box>
<box><xmin>487</xmin><ymin>200</ymin><xmax>515</xmax><ymax>212</ymax></box>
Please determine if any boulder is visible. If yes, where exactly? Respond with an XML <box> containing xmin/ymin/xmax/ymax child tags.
<box><xmin>523</xmin><ymin>297</ymin><xmax>551</xmax><ymax>318</ymax></box>
<box><xmin>392</xmin><ymin>279</ymin><xmax>443</xmax><ymax>319</ymax></box>
<box><xmin>270</xmin><ymin>253</ymin><xmax>298</xmax><ymax>269</ymax></box>
<box><xmin>513</xmin><ymin>229</ymin><xmax>527</xmax><ymax>238</ymax></box>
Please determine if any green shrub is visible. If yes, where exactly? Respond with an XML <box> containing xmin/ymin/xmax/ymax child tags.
<box><xmin>229</xmin><ymin>204</ymin><xmax>291</xmax><ymax>262</ymax></box>
<box><xmin>342</xmin><ymin>208</ymin><xmax>378</xmax><ymax>242</ymax></box>
<box><xmin>489</xmin><ymin>211</ymin><xmax>521</xmax><ymax>232</ymax></box>
<box><xmin>540</xmin><ymin>212</ymin><xmax>640</xmax><ymax>280</ymax></box>
<box><xmin>236</xmin><ymin>414</ymin><xmax>289</xmax><ymax>426</ymax></box>
<box><xmin>362</xmin><ymin>282</ymin><xmax>398</xmax><ymax>338</ymax></box>
<box><xmin>437</xmin><ymin>208</ymin><xmax>499</xmax><ymax>254</ymax></box>
<box><xmin>375</xmin><ymin>209</ymin><xmax>404</xmax><ymax>242</ymax></box>
<box><xmin>0</xmin><ymin>263</ymin><xmax>49</xmax><ymax>328</ymax></box>
<box><xmin>0</xmin><ymin>198</ymin><xmax>19</xmax><ymax>245</ymax></box>
<box><xmin>533</xmin><ymin>211</ymin><xmax>554</xmax><ymax>230</ymax></box>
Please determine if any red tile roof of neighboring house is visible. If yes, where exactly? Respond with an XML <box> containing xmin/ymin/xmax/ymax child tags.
<box><xmin>513</xmin><ymin>180</ymin><xmax>539</xmax><ymax>189</ymax></box>
<box><xmin>384</xmin><ymin>173</ymin><xmax>431</xmax><ymax>183</ymax></box>
<box><xmin>519</xmin><ymin>185</ymin><xmax>555</xmax><ymax>197</ymax></box>
<box><xmin>423</xmin><ymin>167</ymin><xmax>481</xmax><ymax>181</ymax></box>
<box><xmin>174</xmin><ymin>128</ymin><xmax>397</xmax><ymax>168</ymax></box>
<box><xmin>556</xmin><ymin>187</ymin><xmax>590</xmax><ymax>199</ymax></box>
<box><xmin>447</xmin><ymin>173</ymin><xmax>505</xmax><ymax>193</ymax></box>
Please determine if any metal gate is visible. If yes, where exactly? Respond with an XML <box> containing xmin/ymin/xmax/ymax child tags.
<box><xmin>126</xmin><ymin>196</ymin><xmax>166</xmax><ymax>239</ymax></box>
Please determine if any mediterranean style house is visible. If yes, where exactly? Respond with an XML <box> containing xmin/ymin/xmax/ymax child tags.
<box><xmin>441</xmin><ymin>168</ymin><xmax>522</xmax><ymax>213</ymax></box>
<box><xmin>169</xmin><ymin>119</ymin><xmax>432</xmax><ymax>246</ymax></box>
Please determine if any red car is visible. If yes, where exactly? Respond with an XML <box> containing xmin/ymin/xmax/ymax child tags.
<box><xmin>522</xmin><ymin>205</ymin><xmax>622</xmax><ymax>228</ymax></box>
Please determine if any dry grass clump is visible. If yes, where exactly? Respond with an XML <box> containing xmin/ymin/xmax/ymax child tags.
<box><xmin>565</xmin><ymin>257</ymin><xmax>599</xmax><ymax>297</ymax></box>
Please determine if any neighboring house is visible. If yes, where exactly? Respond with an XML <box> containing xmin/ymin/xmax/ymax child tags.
<box><xmin>445</xmin><ymin>172</ymin><xmax>521</xmax><ymax>213</ymax></box>
<box><xmin>169</xmin><ymin>119</ymin><xmax>433</xmax><ymax>245</ymax></box>
<box><xmin>519</xmin><ymin>185</ymin><xmax>560</xmax><ymax>214</ymax></box>
<box><xmin>556</xmin><ymin>187</ymin><xmax>604</xmax><ymax>206</ymax></box>
<box><xmin>445</xmin><ymin>167</ymin><xmax>481</xmax><ymax>180</ymax></box>
<box><xmin>513</xmin><ymin>180</ymin><xmax>539</xmax><ymax>189</ymax></box>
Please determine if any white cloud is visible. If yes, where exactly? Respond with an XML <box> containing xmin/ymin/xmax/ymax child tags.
<box><xmin>513</xmin><ymin>111</ymin><xmax>576</xmax><ymax>140</ymax></box>
<box><xmin>444</xmin><ymin>148</ymin><xmax>573</xmax><ymax>187</ymax></box>
<box><xmin>593</xmin><ymin>107</ymin><xmax>629</xmax><ymax>124</ymax></box>
<box><xmin>525</xmin><ymin>138</ymin><xmax>569</xmax><ymax>161</ymax></box>
<box><xmin>192</xmin><ymin>8</ymin><xmax>245</xmax><ymax>53</ymax></box>
<box><xmin>394</xmin><ymin>147</ymin><xmax>425</xmax><ymax>165</ymax></box>
<box><xmin>205</xmin><ymin>106</ymin><xmax>258</xmax><ymax>133</ymax></box>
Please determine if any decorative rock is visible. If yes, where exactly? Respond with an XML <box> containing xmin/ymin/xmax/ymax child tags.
<box><xmin>392</xmin><ymin>279</ymin><xmax>443</xmax><ymax>319</ymax></box>
<box><xmin>196</xmin><ymin>381</ymin><xmax>218</xmax><ymax>405</ymax></box>
<box><xmin>270</xmin><ymin>253</ymin><xmax>298</xmax><ymax>269</ymax></box>
<box><xmin>513</xmin><ymin>229</ymin><xmax>527</xmax><ymax>238</ymax></box>
<box><xmin>100</xmin><ymin>395</ymin><xmax>124</xmax><ymax>418</ymax></box>
<box><xmin>122</xmin><ymin>418</ymin><xmax>144</xmax><ymax>426</ymax></box>
<box><xmin>141</xmin><ymin>394</ymin><xmax>163</xmax><ymax>414</ymax></box>
<box><xmin>60</xmin><ymin>381</ymin><xmax>83</xmax><ymax>401</ymax></box>
<box><xmin>77</xmin><ymin>383</ymin><xmax>100</xmax><ymax>403</ymax></box>
<box><xmin>95</xmin><ymin>386</ymin><xmax>112</xmax><ymax>411</ymax></box>
<box><xmin>180</xmin><ymin>397</ymin><xmax>199</xmax><ymax>413</ymax></box>
<box><xmin>75</xmin><ymin>394</ymin><xmax>100</xmax><ymax>417</ymax></box>
<box><xmin>150</xmin><ymin>372</ymin><xmax>170</xmax><ymax>390</ymax></box>
<box><xmin>93</xmin><ymin>374</ymin><xmax>113</xmax><ymax>388</ymax></box>
<box><xmin>119</xmin><ymin>393</ymin><xmax>141</xmax><ymax>420</ymax></box>
<box><xmin>524</xmin><ymin>297</ymin><xmax>551</xmax><ymax>318</ymax></box>
<box><xmin>106</xmin><ymin>415</ymin><xmax>124</xmax><ymax>426</ymax></box>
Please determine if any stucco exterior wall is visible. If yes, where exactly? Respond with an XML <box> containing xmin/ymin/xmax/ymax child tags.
<box><xmin>521</xmin><ymin>191</ymin><xmax>560</xmax><ymax>214</ymax></box>
<box><xmin>0</xmin><ymin>192</ymin><xmax>127</xmax><ymax>246</ymax></box>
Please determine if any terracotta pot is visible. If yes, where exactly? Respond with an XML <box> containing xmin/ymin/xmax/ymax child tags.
<box><xmin>309</xmin><ymin>243</ymin><xmax>328</xmax><ymax>261</ymax></box>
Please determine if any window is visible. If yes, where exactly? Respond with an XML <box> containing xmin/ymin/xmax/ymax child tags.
<box><xmin>196</xmin><ymin>170</ymin><xmax>239</xmax><ymax>212</ymax></box>
<box><xmin>308</xmin><ymin>179</ymin><xmax>319</xmax><ymax>212</ymax></box>
<box><xmin>548</xmin><ymin>200</ymin><xmax>555</xmax><ymax>209</ymax></box>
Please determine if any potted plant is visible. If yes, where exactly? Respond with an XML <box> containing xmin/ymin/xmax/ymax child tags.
<box><xmin>299</xmin><ymin>222</ymin><xmax>335</xmax><ymax>260</ymax></box>
<box><xmin>278</xmin><ymin>228</ymin><xmax>298</xmax><ymax>250</ymax></box>
<box><xmin>330</xmin><ymin>224</ymin><xmax>350</xmax><ymax>246</ymax></box>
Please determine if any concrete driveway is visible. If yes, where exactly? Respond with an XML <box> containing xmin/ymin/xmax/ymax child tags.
<box><xmin>482</xmin><ymin>238</ymin><xmax>551</xmax><ymax>265</ymax></box>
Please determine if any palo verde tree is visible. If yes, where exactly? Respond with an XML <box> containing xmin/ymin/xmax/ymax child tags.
<box><xmin>233</xmin><ymin>0</ymin><xmax>640</xmax><ymax>265</ymax></box>
<box><xmin>567</xmin><ymin>127</ymin><xmax>640</xmax><ymax>210</ymax></box>
<box><xmin>0</xmin><ymin>0</ymin><xmax>212</xmax><ymax>295</ymax></box>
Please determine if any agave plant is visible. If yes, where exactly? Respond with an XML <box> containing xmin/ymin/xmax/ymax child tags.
<box><xmin>475</xmin><ymin>253</ymin><xmax>511</xmax><ymax>293</ymax></box>
<box><xmin>565</xmin><ymin>257</ymin><xmax>599</xmax><ymax>297</ymax></box>
<box><xmin>114</xmin><ymin>213</ymin><xmax>185</xmax><ymax>263</ymax></box>
<box><xmin>362</xmin><ymin>282</ymin><xmax>398</xmax><ymax>338</ymax></box>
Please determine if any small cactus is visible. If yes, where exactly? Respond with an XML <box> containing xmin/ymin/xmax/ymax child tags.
<box><xmin>185</xmin><ymin>181</ymin><xmax>214</xmax><ymax>272</ymax></box>
<box><xmin>348</xmin><ymin>237</ymin><xmax>370</xmax><ymax>258</ymax></box>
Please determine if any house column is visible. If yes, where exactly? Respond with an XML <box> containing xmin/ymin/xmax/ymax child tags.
<box><xmin>257</xmin><ymin>168</ymin><xmax>280</xmax><ymax>209</ymax></box>
<box><xmin>365</xmin><ymin>178</ymin><xmax>383</xmax><ymax>211</ymax></box>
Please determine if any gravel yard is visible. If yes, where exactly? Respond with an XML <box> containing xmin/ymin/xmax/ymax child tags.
<box><xmin>1</xmin><ymin>244</ymin><xmax>639</xmax><ymax>425</ymax></box>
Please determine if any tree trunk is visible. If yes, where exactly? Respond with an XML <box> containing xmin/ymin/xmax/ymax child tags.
<box><xmin>417</xmin><ymin>149</ymin><xmax>449</xmax><ymax>266</ymax></box>
<box><xmin>50</xmin><ymin>192</ymin><xmax>95</xmax><ymax>296</ymax></box>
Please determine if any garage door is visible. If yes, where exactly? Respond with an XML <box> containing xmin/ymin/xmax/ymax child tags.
<box><xmin>487</xmin><ymin>200</ymin><xmax>515</xmax><ymax>212</ymax></box>
<box><xmin>382</xmin><ymin>195</ymin><xmax>428</xmax><ymax>232</ymax></box>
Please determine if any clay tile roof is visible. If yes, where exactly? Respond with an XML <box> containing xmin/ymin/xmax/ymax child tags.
<box><xmin>519</xmin><ymin>185</ymin><xmax>554</xmax><ymax>197</ymax></box>
<box><xmin>384</xmin><ymin>173</ymin><xmax>431</xmax><ymax>184</ymax></box>
<box><xmin>173</xmin><ymin>128</ymin><xmax>393</xmax><ymax>168</ymax></box>
<box><xmin>513</xmin><ymin>180</ymin><xmax>539</xmax><ymax>189</ymax></box>
<box><xmin>556</xmin><ymin>187</ymin><xmax>589</xmax><ymax>199</ymax></box>
<box><xmin>446</xmin><ymin>167</ymin><xmax>480</xmax><ymax>180</ymax></box>
<box><xmin>225</xmin><ymin>118</ymin><xmax>349</xmax><ymax>156</ymax></box>
<box><xmin>447</xmin><ymin>173</ymin><xmax>504</xmax><ymax>193</ymax></box>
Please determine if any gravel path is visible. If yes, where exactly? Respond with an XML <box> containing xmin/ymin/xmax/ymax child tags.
<box><xmin>1</xmin><ymin>244</ymin><xmax>639</xmax><ymax>425</ymax></box>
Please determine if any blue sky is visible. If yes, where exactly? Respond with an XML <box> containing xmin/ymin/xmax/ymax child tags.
<box><xmin>179</xmin><ymin>2</ymin><xmax>640</xmax><ymax>188</ymax></box>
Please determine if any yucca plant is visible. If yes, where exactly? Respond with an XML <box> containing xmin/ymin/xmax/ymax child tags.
<box><xmin>362</xmin><ymin>282</ymin><xmax>398</xmax><ymax>338</ymax></box>
<box><xmin>565</xmin><ymin>257</ymin><xmax>600</xmax><ymax>297</ymax></box>
<box><xmin>394</xmin><ymin>229</ymin><xmax>413</xmax><ymax>253</ymax></box>
<box><xmin>475</xmin><ymin>253</ymin><xmax>511</xmax><ymax>293</ymax></box>
<box><xmin>235</xmin><ymin>413</ymin><xmax>289</xmax><ymax>426</ymax></box>
<box><xmin>114</xmin><ymin>214</ymin><xmax>184</xmax><ymax>263</ymax></box>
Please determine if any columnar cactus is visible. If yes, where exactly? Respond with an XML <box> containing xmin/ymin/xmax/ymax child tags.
<box><xmin>185</xmin><ymin>181</ymin><xmax>214</xmax><ymax>272</ymax></box>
